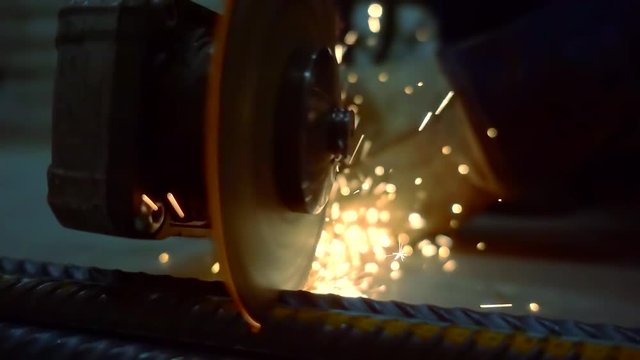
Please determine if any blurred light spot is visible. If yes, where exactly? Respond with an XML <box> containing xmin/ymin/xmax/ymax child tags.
<box><xmin>414</xmin><ymin>177</ymin><xmax>423</xmax><ymax>185</ymax></box>
<box><xmin>398</xmin><ymin>233</ymin><xmax>410</xmax><ymax>244</ymax></box>
<box><xmin>378</xmin><ymin>72</ymin><xmax>389</xmax><ymax>83</ymax></box>
<box><xmin>368</xmin><ymin>16</ymin><xmax>381</xmax><ymax>33</ymax></box>
<box><xmin>331</xmin><ymin>202</ymin><xmax>341</xmax><ymax>220</ymax></box>
<box><xmin>487</xmin><ymin>128</ymin><xmax>498</xmax><ymax>138</ymax></box>
<box><xmin>451</xmin><ymin>203</ymin><xmax>463</xmax><ymax>214</ymax></box>
<box><xmin>347</xmin><ymin>72</ymin><xmax>359</xmax><ymax>84</ymax></box>
<box><xmin>435</xmin><ymin>91</ymin><xmax>455</xmax><ymax>115</ymax></box>
<box><xmin>442</xmin><ymin>145</ymin><xmax>452</xmax><ymax>155</ymax></box>
<box><xmin>418</xmin><ymin>112</ymin><xmax>433</xmax><ymax>132</ymax></box>
<box><xmin>458</xmin><ymin>164</ymin><xmax>470</xmax><ymax>175</ymax></box>
<box><xmin>362</xmin><ymin>177</ymin><xmax>373</xmax><ymax>191</ymax></box>
<box><xmin>334</xmin><ymin>44</ymin><xmax>346</xmax><ymax>64</ymax></box>
<box><xmin>368</xmin><ymin>3</ymin><xmax>383</xmax><ymax>18</ymax></box>
<box><xmin>353</xmin><ymin>94</ymin><xmax>364</xmax><ymax>105</ymax></box>
<box><xmin>421</xmin><ymin>243</ymin><xmax>438</xmax><ymax>257</ymax></box>
<box><xmin>342</xmin><ymin>210</ymin><xmax>358</xmax><ymax>223</ymax></box>
<box><xmin>380</xmin><ymin>210</ymin><xmax>391</xmax><ymax>223</ymax></box>
<box><xmin>498</xmin><ymin>198</ymin><xmax>503</xmax><ymax>202</ymax></box>
<box><xmin>480</xmin><ymin>304</ymin><xmax>512</xmax><ymax>309</ymax></box>
<box><xmin>476</xmin><ymin>242</ymin><xmax>486</xmax><ymax>251</ymax></box>
<box><xmin>312</xmin><ymin>261</ymin><xmax>321</xmax><ymax>271</ymax></box>
<box><xmin>529</xmin><ymin>303</ymin><xmax>540</xmax><ymax>312</ymax></box>
<box><xmin>211</xmin><ymin>262</ymin><xmax>221</xmax><ymax>274</ymax></box>
<box><xmin>442</xmin><ymin>260</ymin><xmax>457</xmax><ymax>272</ymax></box>
<box><xmin>374</xmin><ymin>166</ymin><xmax>385</xmax><ymax>176</ymax></box>
<box><xmin>390</xmin><ymin>270</ymin><xmax>402</xmax><ymax>280</ymax></box>
<box><xmin>366</xmin><ymin>37</ymin><xmax>378</xmax><ymax>47</ymax></box>
<box><xmin>158</xmin><ymin>252</ymin><xmax>170</xmax><ymax>264</ymax></box>
<box><xmin>402</xmin><ymin>245</ymin><xmax>414</xmax><ymax>256</ymax></box>
<box><xmin>435</xmin><ymin>234</ymin><xmax>453</xmax><ymax>248</ymax></box>
<box><xmin>385</xmin><ymin>183</ymin><xmax>397</xmax><ymax>193</ymax></box>
<box><xmin>408</xmin><ymin>213</ymin><xmax>426</xmax><ymax>229</ymax></box>
<box><xmin>415</xmin><ymin>26</ymin><xmax>429</xmax><ymax>42</ymax></box>
<box><xmin>340</xmin><ymin>186</ymin><xmax>351</xmax><ymax>196</ymax></box>
<box><xmin>364</xmin><ymin>262</ymin><xmax>379</xmax><ymax>274</ymax></box>
<box><xmin>404</xmin><ymin>86</ymin><xmax>414</xmax><ymax>95</ymax></box>
<box><xmin>366</xmin><ymin>208</ymin><xmax>379</xmax><ymax>224</ymax></box>
<box><xmin>449</xmin><ymin>219</ymin><xmax>459</xmax><ymax>229</ymax></box>
<box><xmin>438</xmin><ymin>246</ymin><xmax>451</xmax><ymax>259</ymax></box>
<box><xmin>344</xmin><ymin>30</ymin><xmax>359</xmax><ymax>45</ymax></box>
<box><xmin>417</xmin><ymin>81</ymin><xmax>424</xmax><ymax>87</ymax></box>
<box><xmin>390</xmin><ymin>261</ymin><xmax>400</xmax><ymax>271</ymax></box>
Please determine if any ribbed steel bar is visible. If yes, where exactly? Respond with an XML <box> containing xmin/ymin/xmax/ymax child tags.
<box><xmin>0</xmin><ymin>321</ymin><xmax>243</xmax><ymax>360</ymax></box>
<box><xmin>0</xmin><ymin>257</ymin><xmax>638</xmax><ymax>359</ymax></box>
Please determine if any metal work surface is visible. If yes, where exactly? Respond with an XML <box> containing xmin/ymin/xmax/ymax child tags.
<box><xmin>0</xmin><ymin>257</ymin><xmax>638</xmax><ymax>359</ymax></box>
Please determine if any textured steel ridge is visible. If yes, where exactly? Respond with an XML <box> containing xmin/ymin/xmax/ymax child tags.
<box><xmin>0</xmin><ymin>257</ymin><xmax>638</xmax><ymax>359</ymax></box>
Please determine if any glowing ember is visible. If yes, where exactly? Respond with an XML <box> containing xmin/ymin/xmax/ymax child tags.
<box><xmin>451</xmin><ymin>203</ymin><xmax>463</xmax><ymax>214</ymax></box>
<box><xmin>457</xmin><ymin>164</ymin><xmax>470</xmax><ymax>175</ymax></box>
<box><xmin>158</xmin><ymin>252</ymin><xmax>170</xmax><ymax>264</ymax></box>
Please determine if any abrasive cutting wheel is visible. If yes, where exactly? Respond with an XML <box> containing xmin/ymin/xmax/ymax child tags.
<box><xmin>206</xmin><ymin>0</ymin><xmax>354</xmax><ymax>328</ymax></box>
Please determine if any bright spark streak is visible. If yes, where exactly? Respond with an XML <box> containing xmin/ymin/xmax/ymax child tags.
<box><xmin>141</xmin><ymin>194</ymin><xmax>158</xmax><ymax>211</ymax></box>
<box><xmin>435</xmin><ymin>91</ymin><xmax>455</xmax><ymax>115</ymax></box>
<box><xmin>166</xmin><ymin>193</ymin><xmax>185</xmax><ymax>218</ymax></box>
<box><xmin>348</xmin><ymin>134</ymin><xmax>365</xmax><ymax>165</ymax></box>
<box><xmin>480</xmin><ymin>304</ymin><xmax>513</xmax><ymax>309</ymax></box>
<box><xmin>387</xmin><ymin>240</ymin><xmax>409</xmax><ymax>262</ymax></box>
<box><xmin>418</xmin><ymin>112</ymin><xmax>433</xmax><ymax>132</ymax></box>
<box><xmin>334</xmin><ymin>44</ymin><xmax>347</xmax><ymax>64</ymax></box>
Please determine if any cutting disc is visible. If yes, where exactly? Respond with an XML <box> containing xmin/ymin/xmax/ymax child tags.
<box><xmin>205</xmin><ymin>0</ymin><xmax>338</xmax><ymax>328</ymax></box>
